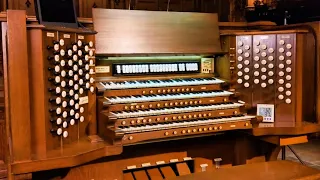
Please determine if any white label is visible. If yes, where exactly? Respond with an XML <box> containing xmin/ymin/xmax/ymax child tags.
<box><xmin>47</xmin><ymin>32</ymin><xmax>55</xmax><ymax>37</ymax></box>
<box><xmin>183</xmin><ymin>157</ymin><xmax>192</xmax><ymax>161</ymax></box>
<box><xmin>78</xmin><ymin>35</ymin><xmax>85</xmax><ymax>40</ymax></box>
<box><xmin>64</xmin><ymin>34</ymin><xmax>71</xmax><ymax>38</ymax></box>
<box><xmin>170</xmin><ymin>159</ymin><xmax>179</xmax><ymax>163</ymax></box>
<box><xmin>127</xmin><ymin>165</ymin><xmax>137</xmax><ymax>170</ymax></box>
<box><xmin>156</xmin><ymin>161</ymin><xmax>165</xmax><ymax>165</ymax></box>
<box><xmin>141</xmin><ymin>163</ymin><xmax>151</xmax><ymax>167</ymax></box>
<box><xmin>95</xmin><ymin>66</ymin><xmax>110</xmax><ymax>73</ymax></box>
<box><xmin>230</xmin><ymin>125</ymin><xmax>236</xmax><ymax>128</ymax></box>
<box><xmin>79</xmin><ymin>96</ymin><xmax>89</xmax><ymax>105</ymax></box>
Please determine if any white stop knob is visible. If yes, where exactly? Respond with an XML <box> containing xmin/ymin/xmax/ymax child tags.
<box><xmin>244</xmin><ymin>60</ymin><xmax>250</xmax><ymax>65</ymax></box>
<box><xmin>261</xmin><ymin>60</ymin><xmax>267</xmax><ymax>65</ymax></box>
<box><xmin>286</xmin><ymin>91</ymin><xmax>292</xmax><ymax>96</ymax></box>
<box><xmin>279</xmin><ymin>79</ymin><xmax>284</xmax><ymax>84</ymax></box>
<box><xmin>237</xmin><ymin>71</ymin><xmax>243</xmax><ymax>76</ymax></box>
<box><xmin>63</xmin><ymin>131</ymin><xmax>68</xmax><ymax>138</ymax></box>
<box><xmin>286</xmin><ymin>83</ymin><xmax>292</xmax><ymax>88</ymax></box>
<box><xmin>254</xmin><ymin>64</ymin><xmax>259</xmax><ymax>69</ymax></box>
<box><xmin>279</xmin><ymin>56</ymin><xmax>285</xmax><ymax>61</ymax></box>
<box><xmin>286</xmin><ymin>75</ymin><xmax>292</xmax><ymax>80</ymax></box>
<box><xmin>254</xmin><ymin>79</ymin><xmax>259</xmax><ymax>84</ymax></box>
<box><xmin>80</xmin><ymin>116</ymin><xmax>85</xmax><ymax>122</ymax></box>
<box><xmin>237</xmin><ymin>79</ymin><xmax>243</xmax><ymax>84</ymax></box>
<box><xmin>57</xmin><ymin>118</ymin><xmax>62</xmax><ymax>125</ymax></box>
<box><xmin>261</xmin><ymin>52</ymin><xmax>267</xmax><ymax>57</ymax></box>
<box><xmin>244</xmin><ymin>83</ymin><xmax>250</xmax><ymax>88</ymax></box>
<box><xmin>286</xmin><ymin>52</ymin><xmax>292</xmax><ymax>57</ymax></box>
<box><xmin>237</xmin><ymin>64</ymin><xmax>243</xmax><ymax>69</ymax></box>
<box><xmin>244</xmin><ymin>68</ymin><xmax>250</xmax><ymax>73</ymax></box>
<box><xmin>254</xmin><ymin>71</ymin><xmax>260</xmax><ymax>76</ymax></box>
<box><xmin>261</xmin><ymin>75</ymin><xmax>267</xmax><ymax>80</ymax></box>
<box><xmin>244</xmin><ymin>52</ymin><xmax>250</xmax><ymax>57</ymax></box>
<box><xmin>279</xmin><ymin>71</ymin><xmax>284</xmax><ymax>76</ymax></box>
<box><xmin>268</xmin><ymin>56</ymin><xmax>274</xmax><ymax>61</ymax></box>
<box><xmin>278</xmin><ymin>95</ymin><xmax>284</xmax><ymax>100</ymax></box>
<box><xmin>279</xmin><ymin>48</ymin><xmax>285</xmax><ymax>53</ymax></box>
<box><xmin>286</xmin><ymin>44</ymin><xmax>292</xmax><ymax>49</ymax></box>
<box><xmin>268</xmin><ymin>48</ymin><xmax>274</xmax><ymax>53</ymax></box>
<box><xmin>268</xmin><ymin>79</ymin><xmax>274</xmax><ymax>84</ymax></box>
<box><xmin>268</xmin><ymin>71</ymin><xmax>274</xmax><ymax>76</ymax></box>
<box><xmin>238</xmin><ymin>41</ymin><xmax>244</xmax><ymax>46</ymax></box>
<box><xmin>254</xmin><ymin>48</ymin><xmax>260</xmax><ymax>54</ymax></box>
<box><xmin>261</xmin><ymin>83</ymin><xmax>267</xmax><ymax>88</ymax></box>
<box><xmin>261</xmin><ymin>68</ymin><xmax>267</xmax><ymax>72</ymax></box>
<box><xmin>278</xmin><ymin>87</ymin><xmax>284</xmax><ymax>92</ymax></box>
<box><xmin>57</xmin><ymin>128</ymin><xmax>62</xmax><ymax>135</ymax></box>
<box><xmin>244</xmin><ymin>45</ymin><xmax>250</xmax><ymax>50</ymax></box>
<box><xmin>254</xmin><ymin>56</ymin><xmax>260</xmax><ymax>61</ymax></box>
<box><xmin>285</xmin><ymin>99</ymin><xmax>292</xmax><ymax>104</ymax></box>
<box><xmin>70</xmin><ymin>119</ymin><xmax>75</xmax><ymax>126</ymax></box>
<box><xmin>244</xmin><ymin>75</ymin><xmax>250</xmax><ymax>80</ymax></box>
<box><xmin>63</xmin><ymin>121</ymin><xmax>68</xmax><ymax>128</ymax></box>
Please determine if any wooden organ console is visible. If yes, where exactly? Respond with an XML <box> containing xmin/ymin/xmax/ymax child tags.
<box><xmin>1</xmin><ymin>9</ymin><xmax>320</xmax><ymax>180</ymax></box>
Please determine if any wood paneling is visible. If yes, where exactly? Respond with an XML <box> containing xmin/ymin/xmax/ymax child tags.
<box><xmin>0</xmin><ymin>121</ymin><xmax>5</xmax><ymax>162</ymax></box>
<box><xmin>7</xmin><ymin>0</ymin><xmax>35</xmax><ymax>16</ymax></box>
<box><xmin>6</xmin><ymin>10</ymin><xmax>31</xmax><ymax>162</ymax></box>
<box><xmin>92</xmin><ymin>9</ymin><xmax>223</xmax><ymax>55</ymax></box>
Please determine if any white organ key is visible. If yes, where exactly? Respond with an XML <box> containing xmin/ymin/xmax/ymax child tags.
<box><xmin>78</xmin><ymin>50</ymin><xmax>83</xmax><ymax>56</ymax></box>
<box><xmin>286</xmin><ymin>67</ymin><xmax>292</xmax><ymax>73</ymax></box>
<box><xmin>61</xmin><ymin>81</ymin><xmax>66</xmax><ymax>87</ymax></box>
<box><xmin>268</xmin><ymin>79</ymin><xmax>274</xmax><ymax>84</ymax></box>
<box><xmin>85</xmin><ymin>74</ymin><xmax>90</xmax><ymax>80</ymax></box>
<box><xmin>278</xmin><ymin>95</ymin><xmax>284</xmax><ymax>100</ymax></box>
<box><xmin>286</xmin><ymin>83</ymin><xmax>292</xmax><ymax>89</ymax></box>
<box><xmin>73</xmin><ymin>65</ymin><xmax>78</xmax><ymax>71</ymax></box>
<box><xmin>62</xmin><ymin>91</ymin><xmax>67</xmax><ymax>98</ymax></box>
<box><xmin>279</xmin><ymin>56</ymin><xmax>285</xmax><ymax>61</ymax></box>
<box><xmin>63</xmin><ymin>121</ymin><xmax>68</xmax><ymax>128</ymax></box>
<box><xmin>62</xmin><ymin>111</ymin><xmax>68</xmax><ymax>118</ymax></box>
<box><xmin>62</xmin><ymin>101</ymin><xmax>67</xmax><ymax>108</ymax></box>
<box><xmin>268</xmin><ymin>71</ymin><xmax>274</xmax><ymax>76</ymax></box>
<box><xmin>59</xmin><ymin>39</ymin><xmax>64</xmax><ymax>46</ymax></box>
<box><xmin>63</xmin><ymin>131</ymin><xmax>68</xmax><ymax>138</ymax></box>
<box><xmin>55</xmin><ymin>65</ymin><xmax>60</xmax><ymax>73</ymax></box>
<box><xmin>79</xmin><ymin>79</ymin><xmax>84</xmax><ymax>85</ymax></box>
<box><xmin>268</xmin><ymin>56</ymin><xmax>274</xmax><ymax>61</ymax></box>
<box><xmin>285</xmin><ymin>99</ymin><xmax>292</xmax><ymax>104</ymax></box>
<box><xmin>57</xmin><ymin>118</ymin><xmax>62</xmax><ymax>125</ymax></box>
<box><xmin>60</xmin><ymin>60</ymin><xmax>65</xmax><ymax>67</ymax></box>
<box><xmin>73</xmin><ymin>55</ymin><xmax>78</xmax><ymax>61</ymax></box>
<box><xmin>80</xmin><ymin>107</ymin><xmax>85</xmax><ymax>113</ymax></box>
<box><xmin>279</xmin><ymin>79</ymin><xmax>284</xmax><ymax>84</ymax></box>
<box><xmin>74</xmin><ymin>94</ymin><xmax>79</xmax><ymax>100</ymax></box>
<box><xmin>55</xmin><ymin>55</ymin><xmax>59</xmax><ymax>61</ymax></box>
<box><xmin>268</xmin><ymin>48</ymin><xmax>274</xmax><ymax>53</ymax></box>
<box><xmin>57</xmin><ymin>128</ymin><xmax>62</xmax><ymax>135</ymax></box>
<box><xmin>70</xmin><ymin>109</ymin><xmax>75</xmax><ymax>116</ymax></box>
<box><xmin>78</xmin><ymin>40</ymin><xmax>82</xmax><ymax>47</ymax></box>
<box><xmin>75</xmin><ymin>103</ymin><xmax>80</xmax><ymax>110</ymax></box>
<box><xmin>80</xmin><ymin>116</ymin><xmax>85</xmax><ymax>122</ymax></box>
<box><xmin>279</xmin><ymin>40</ymin><xmax>285</xmax><ymax>45</ymax></box>
<box><xmin>286</xmin><ymin>52</ymin><xmax>292</xmax><ymax>57</ymax></box>
<box><xmin>74</xmin><ymin>84</ymin><xmax>79</xmax><ymax>90</ymax></box>
<box><xmin>56</xmin><ymin>108</ymin><xmax>62</xmax><ymax>115</ymax></box>
<box><xmin>69</xmin><ymin>70</ymin><xmax>73</xmax><ymax>77</ymax></box>
<box><xmin>69</xmin><ymin>99</ymin><xmax>75</xmax><ymax>106</ymax></box>
<box><xmin>56</xmin><ymin>87</ymin><xmax>61</xmax><ymax>94</ymax></box>
<box><xmin>69</xmin><ymin>80</ymin><xmax>74</xmax><ymax>87</ymax></box>
<box><xmin>74</xmin><ymin>74</ymin><xmax>79</xmax><ymax>81</ymax></box>
<box><xmin>90</xmin><ymin>86</ymin><xmax>95</xmax><ymax>93</ymax></box>
<box><xmin>61</xmin><ymin>70</ymin><xmax>66</xmax><ymax>77</ymax></box>
<box><xmin>286</xmin><ymin>91</ymin><xmax>292</xmax><ymax>96</ymax></box>
<box><xmin>60</xmin><ymin>49</ymin><xmax>65</xmax><ymax>56</ymax></box>
<box><xmin>79</xmin><ymin>88</ymin><xmax>84</xmax><ymax>94</ymax></box>
<box><xmin>56</xmin><ymin>97</ymin><xmax>62</xmax><ymax>105</ymax></box>
<box><xmin>68</xmin><ymin>49</ymin><xmax>73</xmax><ymax>56</ymax></box>
<box><xmin>89</xmin><ymin>41</ymin><xmax>94</xmax><ymax>47</ymax></box>
<box><xmin>55</xmin><ymin>76</ymin><xmax>61</xmax><ymax>83</ymax></box>
<box><xmin>73</xmin><ymin>45</ymin><xmax>78</xmax><ymax>51</ymax></box>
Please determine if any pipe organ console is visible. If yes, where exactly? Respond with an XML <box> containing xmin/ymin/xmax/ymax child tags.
<box><xmin>219</xmin><ymin>30</ymin><xmax>316</xmax><ymax>126</ymax></box>
<box><xmin>2</xmin><ymin>9</ymin><xmax>320</xmax><ymax>180</ymax></box>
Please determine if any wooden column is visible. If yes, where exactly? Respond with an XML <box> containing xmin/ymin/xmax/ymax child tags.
<box><xmin>5</xmin><ymin>10</ymin><xmax>31</xmax><ymax>162</ymax></box>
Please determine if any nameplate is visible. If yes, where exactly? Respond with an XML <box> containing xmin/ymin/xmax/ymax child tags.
<box><xmin>156</xmin><ymin>161</ymin><xmax>165</xmax><ymax>165</ymax></box>
<box><xmin>46</xmin><ymin>32</ymin><xmax>55</xmax><ymax>37</ymax></box>
<box><xmin>170</xmin><ymin>159</ymin><xmax>179</xmax><ymax>163</ymax></box>
<box><xmin>183</xmin><ymin>157</ymin><xmax>192</xmax><ymax>161</ymax></box>
<box><xmin>127</xmin><ymin>165</ymin><xmax>137</xmax><ymax>170</ymax></box>
<box><xmin>78</xmin><ymin>35</ymin><xmax>85</xmax><ymax>40</ymax></box>
<box><xmin>95</xmin><ymin>66</ymin><xmax>110</xmax><ymax>73</ymax></box>
<box><xmin>64</xmin><ymin>34</ymin><xmax>71</xmax><ymax>38</ymax></box>
<box><xmin>79</xmin><ymin>96</ymin><xmax>89</xmax><ymax>105</ymax></box>
<box><xmin>141</xmin><ymin>163</ymin><xmax>151</xmax><ymax>167</ymax></box>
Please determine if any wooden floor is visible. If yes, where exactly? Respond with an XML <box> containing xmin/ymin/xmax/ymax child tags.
<box><xmin>280</xmin><ymin>138</ymin><xmax>320</xmax><ymax>169</ymax></box>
